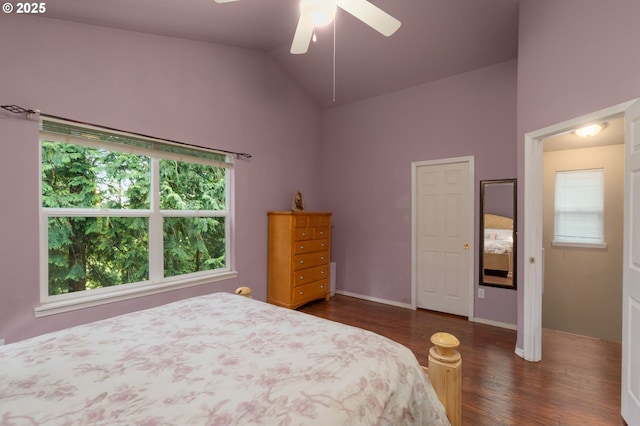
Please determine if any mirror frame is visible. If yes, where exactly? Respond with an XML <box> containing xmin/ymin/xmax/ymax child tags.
<box><xmin>479</xmin><ymin>179</ymin><xmax>517</xmax><ymax>290</ymax></box>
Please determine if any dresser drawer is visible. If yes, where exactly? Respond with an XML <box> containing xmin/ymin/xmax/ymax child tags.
<box><xmin>293</xmin><ymin>251</ymin><xmax>329</xmax><ymax>270</ymax></box>
<box><xmin>293</xmin><ymin>280</ymin><xmax>328</xmax><ymax>304</ymax></box>
<box><xmin>294</xmin><ymin>216</ymin><xmax>309</xmax><ymax>228</ymax></box>
<box><xmin>314</xmin><ymin>226</ymin><xmax>330</xmax><ymax>239</ymax></box>
<box><xmin>307</xmin><ymin>215</ymin><xmax>321</xmax><ymax>227</ymax></box>
<box><xmin>293</xmin><ymin>228</ymin><xmax>313</xmax><ymax>241</ymax></box>
<box><xmin>294</xmin><ymin>264</ymin><xmax>329</xmax><ymax>286</ymax></box>
<box><xmin>293</xmin><ymin>239</ymin><xmax>329</xmax><ymax>254</ymax></box>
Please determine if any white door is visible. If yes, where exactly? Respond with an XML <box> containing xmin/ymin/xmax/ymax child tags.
<box><xmin>414</xmin><ymin>158</ymin><xmax>472</xmax><ymax>317</ymax></box>
<box><xmin>622</xmin><ymin>99</ymin><xmax>640</xmax><ymax>424</ymax></box>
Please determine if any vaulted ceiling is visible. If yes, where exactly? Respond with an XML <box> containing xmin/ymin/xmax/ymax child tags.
<box><xmin>41</xmin><ymin>0</ymin><xmax>520</xmax><ymax>108</ymax></box>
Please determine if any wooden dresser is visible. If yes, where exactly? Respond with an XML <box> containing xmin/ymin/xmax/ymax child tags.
<box><xmin>267</xmin><ymin>211</ymin><xmax>332</xmax><ymax>309</ymax></box>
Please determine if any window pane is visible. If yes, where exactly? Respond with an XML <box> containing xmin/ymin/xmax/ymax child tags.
<box><xmin>48</xmin><ymin>217</ymin><xmax>149</xmax><ymax>295</ymax></box>
<box><xmin>163</xmin><ymin>217</ymin><xmax>226</xmax><ymax>277</ymax></box>
<box><xmin>160</xmin><ymin>160</ymin><xmax>226</xmax><ymax>210</ymax></box>
<box><xmin>554</xmin><ymin>169</ymin><xmax>604</xmax><ymax>243</ymax></box>
<box><xmin>42</xmin><ymin>141</ymin><xmax>151</xmax><ymax>209</ymax></box>
<box><xmin>555</xmin><ymin>212</ymin><xmax>603</xmax><ymax>241</ymax></box>
<box><xmin>40</xmin><ymin>118</ymin><xmax>232</xmax><ymax>309</ymax></box>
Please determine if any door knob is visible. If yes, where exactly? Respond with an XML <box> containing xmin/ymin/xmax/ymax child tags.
<box><xmin>464</xmin><ymin>243</ymin><xmax>469</xmax><ymax>250</ymax></box>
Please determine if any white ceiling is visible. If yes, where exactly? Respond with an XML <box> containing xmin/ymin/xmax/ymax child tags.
<box><xmin>39</xmin><ymin>0</ymin><xmax>520</xmax><ymax>108</ymax></box>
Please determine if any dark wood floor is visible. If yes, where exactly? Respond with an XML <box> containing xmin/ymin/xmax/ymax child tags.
<box><xmin>299</xmin><ymin>295</ymin><xmax>624</xmax><ymax>426</ymax></box>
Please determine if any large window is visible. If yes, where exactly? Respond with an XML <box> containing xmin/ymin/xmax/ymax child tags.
<box><xmin>38</xmin><ymin>119</ymin><xmax>235</xmax><ymax>315</ymax></box>
<box><xmin>553</xmin><ymin>168</ymin><xmax>605</xmax><ymax>247</ymax></box>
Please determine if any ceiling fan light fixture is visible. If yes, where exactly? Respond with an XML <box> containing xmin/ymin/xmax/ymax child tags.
<box><xmin>300</xmin><ymin>0</ymin><xmax>337</xmax><ymax>27</ymax></box>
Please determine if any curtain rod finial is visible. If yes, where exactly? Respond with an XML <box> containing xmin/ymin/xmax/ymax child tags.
<box><xmin>1</xmin><ymin>104</ymin><xmax>40</xmax><ymax>119</ymax></box>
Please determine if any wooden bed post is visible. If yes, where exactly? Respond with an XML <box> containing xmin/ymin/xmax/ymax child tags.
<box><xmin>235</xmin><ymin>287</ymin><xmax>252</xmax><ymax>297</ymax></box>
<box><xmin>428</xmin><ymin>332</ymin><xmax>462</xmax><ymax>426</ymax></box>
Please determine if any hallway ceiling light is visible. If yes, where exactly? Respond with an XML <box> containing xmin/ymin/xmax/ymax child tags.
<box><xmin>574</xmin><ymin>122</ymin><xmax>607</xmax><ymax>138</ymax></box>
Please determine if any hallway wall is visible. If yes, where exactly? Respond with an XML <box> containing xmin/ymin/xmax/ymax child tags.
<box><xmin>542</xmin><ymin>144</ymin><xmax>624</xmax><ymax>342</ymax></box>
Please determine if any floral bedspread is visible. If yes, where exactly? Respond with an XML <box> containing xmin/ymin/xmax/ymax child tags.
<box><xmin>0</xmin><ymin>293</ymin><xmax>449</xmax><ymax>425</ymax></box>
<box><xmin>484</xmin><ymin>227</ymin><xmax>513</xmax><ymax>254</ymax></box>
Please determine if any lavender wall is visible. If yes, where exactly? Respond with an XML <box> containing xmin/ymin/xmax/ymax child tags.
<box><xmin>0</xmin><ymin>16</ymin><xmax>322</xmax><ymax>343</ymax></box>
<box><xmin>319</xmin><ymin>60</ymin><xmax>518</xmax><ymax>324</ymax></box>
<box><xmin>9</xmin><ymin>0</ymin><xmax>635</xmax><ymax>345</ymax></box>
<box><xmin>483</xmin><ymin>182</ymin><xmax>514</xmax><ymax>219</ymax></box>
<box><xmin>516</xmin><ymin>0</ymin><xmax>640</xmax><ymax>348</ymax></box>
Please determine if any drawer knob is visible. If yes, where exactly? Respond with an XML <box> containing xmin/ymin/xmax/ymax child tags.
<box><xmin>319</xmin><ymin>231</ymin><xmax>324</xmax><ymax>235</ymax></box>
<box><xmin>320</xmin><ymin>256</ymin><xmax>325</xmax><ymax>260</ymax></box>
<box><xmin>302</xmin><ymin>232</ymin><xmax>307</xmax><ymax>236</ymax></box>
<box><xmin>320</xmin><ymin>285</ymin><xmax>324</xmax><ymax>288</ymax></box>
<box><xmin>321</xmin><ymin>270</ymin><xmax>325</xmax><ymax>274</ymax></box>
<box><xmin>299</xmin><ymin>276</ymin><xmax>304</xmax><ymax>280</ymax></box>
<box><xmin>299</xmin><ymin>260</ymin><xmax>304</xmax><ymax>264</ymax></box>
<box><xmin>321</xmin><ymin>243</ymin><xmax>326</xmax><ymax>247</ymax></box>
<box><xmin>300</xmin><ymin>246</ymin><xmax>304</xmax><ymax>250</ymax></box>
<box><xmin>299</xmin><ymin>291</ymin><xmax>304</xmax><ymax>295</ymax></box>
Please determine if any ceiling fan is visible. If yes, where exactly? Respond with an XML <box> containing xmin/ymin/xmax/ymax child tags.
<box><xmin>214</xmin><ymin>0</ymin><xmax>401</xmax><ymax>54</ymax></box>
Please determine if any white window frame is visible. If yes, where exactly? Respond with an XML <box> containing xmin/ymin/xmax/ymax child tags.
<box><xmin>36</xmin><ymin>120</ymin><xmax>237</xmax><ymax>317</ymax></box>
<box><xmin>552</xmin><ymin>168</ymin><xmax>607</xmax><ymax>248</ymax></box>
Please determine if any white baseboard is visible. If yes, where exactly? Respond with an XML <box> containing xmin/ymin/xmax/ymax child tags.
<box><xmin>334</xmin><ymin>290</ymin><xmax>413</xmax><ymax>310</ymax></box>
<box><xmin>335</xmin><ymin>291</ymin><xmax>518</xmax><ymax>332</ymax></box>
<box><xmin>471</xmin><ymin>317</ymin><xmax>517</xmax><ymax>330</ymax></box>
<box><xmin>334</xmin><ymin>291</ymin><xmax>525</xmax><ymax>357</ymax></box>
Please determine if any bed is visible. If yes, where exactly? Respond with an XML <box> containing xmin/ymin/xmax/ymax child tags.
<box><xmin>483</xmin><ymin>213</ymin><xmax>514</xmax><ymax>279</ymax></box>
<box><xmin>0</xmin><ymin>291</ymin><xmax>461</xmax><ymax>425</ymax></box>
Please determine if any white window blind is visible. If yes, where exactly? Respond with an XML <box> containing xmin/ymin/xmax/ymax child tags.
<box><xmin>40</xmin><ymin>119</ymin><xmax>234</xmax><ymax>168</ymax></box>
<box><xmin>553</xmin><ymin>168</ymin><xmax>605</xmax><ymax>246</ymax></box>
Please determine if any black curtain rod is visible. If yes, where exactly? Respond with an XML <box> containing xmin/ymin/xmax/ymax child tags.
<box><xmin>1</xmin><ymin>104</ymin><xmax>252</xmax><ymax>159</ymax></box>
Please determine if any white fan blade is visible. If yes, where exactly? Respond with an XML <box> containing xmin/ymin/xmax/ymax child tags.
<box><xmin>214</xmin><ymin>0</ymin><xmax>239</xmax><ymax>3</ymax></box>
<box><xmin>337</xmin><ymin>0</ymin><xmax>401</xmax><ymax>36</ymax></box>
<box><xmin>290</xmin><ymin>16</ymin><xmax>314</xmax><ymax>54</ymax></box>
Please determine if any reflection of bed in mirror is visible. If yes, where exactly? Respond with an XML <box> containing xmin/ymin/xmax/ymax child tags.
<box><xmin>483</xmin><ymin>213</ymin><xmax>513</xmax><ymax>285</ymax></box>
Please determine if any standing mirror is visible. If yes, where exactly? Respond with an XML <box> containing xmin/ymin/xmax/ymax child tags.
<box><xmin>480</xmin><ymin>179</ymin><xmax>517</xmax><ymax>289</ymax></box>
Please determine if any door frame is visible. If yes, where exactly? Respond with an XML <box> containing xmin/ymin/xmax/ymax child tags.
<box><xmin>411</xmin><ymin>155</ymin><xmax>475</xmax><ymax>320</ymax></box>
<box><xmin>522</xmin><ymin>99</ymin><xmax>636</xmax><ymax>362</ymax></box>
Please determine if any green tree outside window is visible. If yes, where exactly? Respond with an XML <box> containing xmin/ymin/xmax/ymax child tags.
<box><xmin>41</xmin><ymin>137</ymin><xmax>228</xmax><ymax>297</ymax></box>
